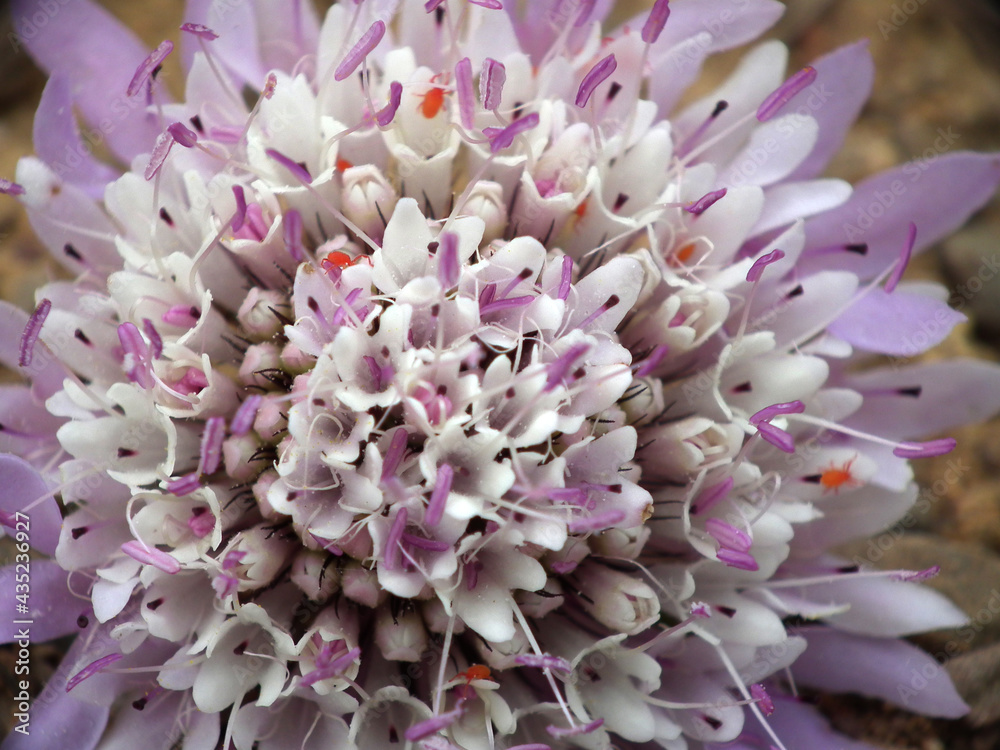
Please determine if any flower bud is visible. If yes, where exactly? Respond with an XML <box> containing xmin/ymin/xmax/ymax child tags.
<box><xmin>291</xmin><ymin>549</ymin><xmax>340</xmax><ymax>601</ymax></box>
<box><xmin>222</xmin><ymin>432</ymin><xmax>262</xmax><ymax>483</ymax></box>
<box><xmin>575</xmin><ymin>562</ymin><xmax>660</xmax><ymax>635</ymax></box>
<box><xmin>640</xmin><ymin>416</ymin><xmax>743</xmax><ymax>481</ymax></box>
<box><xmin>342</xmin><ymin>560</ymin><xmax>387</xmax><ymax>608</ymax></box>
<box><xmin>239</xmin><ymin>343</ymin><xmax>282</xmax><ymax>388</ymax></box>
<box><xmin>342</xmin><ymin>165</ymin><xmax>398</xmax><ymax>242</ymax></box>
<box><xmin>463</xmin><ymin>180</ymin><xmax>507</xmax><ymax>243</ymax></box>
<box><xmin>375</xmin><ymin>604</ymin><xmax>428</xmax><ymax>662</ymax></box>
<box><xmin>237</xmin><ymin>288</ymin><xmax>287</xmax><ymax>339</ymax></box>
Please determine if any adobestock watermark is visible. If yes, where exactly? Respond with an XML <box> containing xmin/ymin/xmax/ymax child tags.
<box><xmin>878</xmin><ymin>0</ymin><xmax>932</xmax><ymax>40</ymax></box>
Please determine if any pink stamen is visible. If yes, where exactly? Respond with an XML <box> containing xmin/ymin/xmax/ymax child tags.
<box><xmin>381</xmin><ymin>428</ymin><xmax>409</xmax><ymax>482</ymax></box>
<box><xmin>892</xmin><ymin>438</ymin><xmax>956</xmax><ymax>459</ymax></box>
<box><xmin>144</xmin><ymin>131</ymin><xmax>174</xmax><ymax>181</ymax></box>
<box><xmin>685</xmin><ymin>188</ymin><xmax>727</xmax><ymax>215</ymax></box>
<box><xmin>756</xmin><ymin>421</ymin><xmax>795</xmax><ymax>453</ymax></box>
<box><xmin>641</xmin><ymin>0</ymin><xmax>671</xmax><ymax>44</ymax></box>
<box><xmin>690</xmin><ymin>602</ymin><xmax>712</xmax><ymax>618</ymax></box>
<box><xmin>465</xmin><ymin>560</ymin><xmax>482</xmax><ymax>590</ymax></box>
<box><xmin>757</xmin><ymin>66</ymin><xmax>818</xmax><ymax>122</ymax></box>
<box><xmin>127</xmin><ymin>40</ymin><xmax>174</xmax><ymax>97</ymax></box>
<box><xmin>749</xmin><ymin>400</ymin><xmax>805</xmax><ymax>426</ymax></box>
<box><xmin>455</xmin><ymin>57</ymin><xmax>475</xmax><ymax>130</ymax></box>
<box><xmin>18</xmin><ymin>298</ymin><xmax>51</xmax><ymax>368</ymax></box>
<box><xmin>142</xmin><ymin>319</ymin><xmax>163</xmax><ymax>359</ymax></box>
<box><xmin>167</xmin><ymin>122</ymin><xmax>198</xmax><ymax>148</ymax></box>
<box><xmin>575</xmin><ymin>53</ymin><xmax>617</xmax><ymax>108</ymax></box>
<box><xmin>705</xmin><ymin>518</ymin><xmax>752</xmax><ymax>553</ymax></box>
<box><xmin>162</xmin><ymin>305</ymin><xmax>200</xmax><ymax>327</ymax></box>
<box><xmin>222</xmin><ymin>550</ymin><xmax>246</xmax><ymax>570</ymax></box>
<box><xmin>480</xmin><ymin>58</ymin><xmax>506</xmax><ymax>111</ymax></box>
<box><xmin>166</xmin><ymin>473</ymin><xmax>201</xmax><ymax>496</ymax></box>
<box><xmin>198</xmin><ymin>416</ymin><xmax>225</xmax><ymax>475</ymax></box>
<box><xmin>425</xmin><ymin>463</ymin><xmax>454</xmax><ymax>526</ymax></box>
<box><xmin>335</xmin><ymin>20</ymin><xmax>386</xmax><ymax>81</ymax></box>
<box><xmin>751</xmin><ymin>683</ymin><xmax>774</xmax><ymax>715</ymax></box>
<box><xmin>885</xmin><ymin>221</ymin><xmax>917</xmax><ymax>294</ymax></box>
<box><xmin>66</xmin><ymin>654</ymin><xmax>123</xmax><ymax>692</ymax></box>
<box><xmin>187</xmin><ymin>509</ymin><xmax>215</xmax><ymax>538</ymax></box>
<box><xmin>486</xmin><ymin>112</ymin><xmax>540</xmax><ymax>152</ymax></box>
<box><xmin>404</xmin><ymin>701</ymin><xmax>467</xmax><ymax>741</ymax></box>
<box><xmin>469</xmin><ymin>0</ymin><xmax>503</xmax><ymax>8</ymax></box>
<box><xmin>180</xmin><ymin>22</ymin><xmax>218</xmax><ymax>40</ymax></box>
<box><xmin>401</xmin><ymin>533</ymin><xmax>451</xmax><ymax>552</ymax></box>
<box><xmin>746</xmin><ymin>249</ymin><xmax>786</xmax><ymax>283</ymax></box>
<box><xmin>480</xmin><ymin>295</ymin><xmax>533</xmax><ymax>315</ymax></box>
<box><xmin>231</xmin><ymin>395</ymin><xmax>263</xmax><ymax>437</ymax></box>
<box><xmin>717</xmin><ymin>548</ymin><xmax>759</xmax><ymax>571</ymax></box>
<box><xmin>0</xmin><ymin>178</ymin><xmax>25</xmax><ymax>196</ymax></box>
<box><xmin>891</xmin><ymin>565</ymin><xmax>940</xmax><ymax>582</ymax></box>
<box><xmin>118</xmin><ymin>322</ymin><xmax>152</xmax><ymax>389</ymax></box>
<box><xmin>514</xmin><ymin>654</ymin><xmax>572</xmax><ymax>673</ymax></box>
<box><xmin>635</xmin><ymin>345</ymin><xmax>669</xmax><ymax>378</ymax></box>
<box><xmin>692</xmin><ymin>476</ymin><xmax>734</xmax><ymax>514</ymax></box>
<box><xmin>545</xmin><ymin>343</ymin><xmax>589</xmax><ymax>391</ymax></box>
<box><xmin>231</xmin><ymin>185</ymin><xmax>248</xmax><ymax>232</ymax></box>
<box><xmin>438</xmin><ymin>231</ymin><xmax>460</xmax><ymax>287</ymax></box>
<box><xmin>576</xmin><ymin>294</ymin><xmax>620</xmax><ymax>329</ymax></box>
<box><xmin>121</xmin><ymin>540</ymin><xmax>181</xmax><ymax>574</ymax></box>
<box><xmin>384</xmin><ymin>507</ymin><xmax>408</xmax><ymax>570</ymax></box>
<box><xmin>425</xmin><ymin>0</ymin><xmax>446</xmax><ymax>10</ymax></box>
<box><xmin>266</xmin><ymin>148</ymin><xmax>312</xmax><ymax>184</ymax></box>
<box><xmin>558</xmin><ymin>255</ymin><xmax>573</xmax><ymax>300</ymax></box>
<box><xmin>262</xmin><ymin>72</ymin><xmax>277</xmax><ymax>100</ymax></box>
<box><xmin>283</xmin><ymin>209</ymin><xmax>304</xmax><ymax>261</ymax></box>
<box><xmin>574</xmin><ymin>0</ymin><xmax>596</xmax><ymax>26</ymax></box>
<box><xmin>376</xmin><ymin>81</ymin><xmax>403</xmax><ymax>127</ymax></box>
<box><xmin>547</xmin><ymin>719</ymin><xmax>604</xmax><ymax>738</ymax></box>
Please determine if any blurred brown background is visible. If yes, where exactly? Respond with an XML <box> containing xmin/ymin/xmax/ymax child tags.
<box><xmin>2</xmin><ymin>1</ymin><xmax>1000</xmax><ymax>747</ymax></box>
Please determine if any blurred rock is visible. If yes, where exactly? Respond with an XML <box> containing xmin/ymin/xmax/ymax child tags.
<box><xmin>946</xmin><ymin>641</ymin><xmax>1000</xmax><ymax>727</ymax></box>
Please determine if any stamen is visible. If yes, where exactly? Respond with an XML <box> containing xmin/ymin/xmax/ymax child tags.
<box><xmin>384</xmin><ymin>507</ymin><xmax>408</xmax><ymax>570</ymax></box>
<box><xmin>576</xmin><ymin>294</ymin><xmax>619</xmax><ymax>329</ymax></box>
<box><xmin>118</xmin><ymin>322</ymin><xmax>153</xmax><ymax>388</ymax></box>
<box><xmin>558</xmin><ymin>255</ymin><xmax>572</xmax><ymax>300</ymax></box>
<box><xmin>746</xmin><ymin>249</ymin><xmax>785</xmax><ymax>283</ymax></box>
<box><xmin>166</xmin><ymin>473</ymin><xmax>201</xmax><ymax>496</ymax></box>
<box><xmin>187</xmin><ymin>508</ymin><xmax>214</xmax><ymax>538</ymax></box>
<box><xmin>641</xmin><ymin>0</ymin><xmax>671</xmax><ymax>44</ymax></box>
<box><xmin>334</xmin><ymin>20</ymin><xmax>386</xmax><ymax>81</ymax></box>
<box><xmin>66</xmin><ymin>654</ymin><xmax>124</xmax><ymax>692</ymax></box>
<box><xmin>749</xmin><ymin>400</ymin><xmax>804</xmax><ymax>426</ymax></box>
<box><xmin>198</xmin><ymin>416</ymin><xmax>226</xmax><ymax>475</ymax></box>
<box><xmin>756</xmin><ymin>421</ymin><xmax>795</xmax><ymax>453</ymax></box>
<box><xmin>144</xmin><ymin>131</ymin><xmax>174</xmax><ymax>181</ymax></box>
<box><xmin>425</xmin><ymin>463</ymin><xmax>454</xmax><ymax>526</ymax></box>
<box><xmin>424</xmin><ymin>0</ymin><xmax>446</xmax><ymax>10</ymax></box>
<box><xmin>283</xmin><ymin>208</ymin><xmax>304</xmax><ymax>261</ymax></box>
<box><xmin>480</xmin><ymin>58</ymin><xmax>506</xmax><ymax>111</ymax></box>
<box><xmin>404</xmin><ymin>701</ymin><xmax>467</xmax><ymax>741</ymax></box>
<box><xmin>544</xmin><ymin>343</ymin><xmax>588</xmax><ymax>391</ymax></box>
<box><xmin>121</xmin><ymin>540</ymin><xmax>181</xmax><ymax>574</ymax></box>
<box><xmin>480</xmin><ymin>295</ymin><xmax>533</xmax><ymax>315</ymax></box>
<box><xmin>684</xmin><ymin>188</ymin><xmax>727</xmax><ymax>215</ymax></box>
<box><xmin>486</xmin><ymin>112</ymin><xmax>540</xmax><ymax>152</ymax></box>
<box><xmin>376</xmin><ymin>81</ymin><xmax>403</xmax><ymax>127</ymax></box>
<box><xmin>469</xmin><ymin>0</ymin><xmax>503</xmax><ymax>8</ymax></box>
<box><xmin>635</xmin><ymin>345</ymin><xmax>668</xmax><ymax>377</ymax></box>
<box><xmin>692</xmin><ymin>476</ymin><xmax>734</xmax><ymax>514</ymax></box>
<box><xmin>0</xmin><ymin>178</ymin><xmax>25</xmax><ymax>196</ymax></box>
<box><xmin>381</xmin><ymin>428</ymin><xmax>409</xmax><ymax>482</ymax></box>
<box><xmin>891</xmin><ymin>565</ymin><xmax>940</xmax><ymax>582</ymax></box>
<box><xmin>455</xmin><ymin>57</ymin><xmax>475</xmax><ymax>130</ymax></box>
<box><xmin>885</xmin><ymin>221</ymin><xmax>916</xmax><ymax>293</ymax></box>
<box><xmin>231</xmin><ymin>185</ymin><xmax>247</xmax><ymax>232</ymax></box>
<box><xmin>705</xmin><ymin>518</ymin><xmax>752</xmax><ymax>553</ymax></box>
<box><xmin>18</xmin><ymin>298</ymin><xmax>51</xmax><ymax>367</ymax></box>
<box><xmin>514</xmin><ymin>654</ymin><xmax>572</xmax><ymax>673</ymax></box>
<box><xmin>127</xmin><ymin>40</ymin><xmax>174</xmax><ymax>97</ymax></box>
<box><xmin>717</xmin><ymin>548</ymin><xmax>759</xmax><ymax>571</ymax></box>
<box><xmin>757</xmin><ymin>66</ymin><xmax>817</xmax><ymax>122</ymax></box>
<box><xmin>262</xmin><ymin>72</ymin><xmax>277</xmax><ymax>100</ymax></box>
<box><xmin>574</xmin><ymin>0</ymin><xmax>597</xmax><ymax>26</ymax></box>
<box><xmin>231</xmin><ymin>395</ymin><xmax>263</xmax><ymax>436</ymax></box>
<box><xmin>575</xmin><ymin>54</ymin><xmax>617</xmax><ymax>108</ymax></box>
<box><xmin>162</xmin><ymin>305</ymin><xmax>199</xmax><ymax>327</ymax></box>
<box><xmin>167</xmin><ymin>122</ymin><xmax>198</xmax><ymax>147</ymax></box>
<box><xmin>179</xmin><ymin>21</ymin><xmax>217</xmax><ymax>41</ymax></box>
<box><xmin>266</xmin><ymin>148</ymin><xmax>312</xmax><ymax>184</ymax></box>
<box><xmin>401</xmin><ymin>533</ymin><xmax>451</xmax><ymax>552</ymax></box>
<box><xmin>547</xmin><ymin>719</ymin><xmax>604</xmax><ymax>738</ymax></box>
<box><xmin>892</xmin><ymin>438</ymin><xmax>956</xmax><ymax>459</ymax></box>
<box><xmin>750</xmin><ymin>684</ymin><xmax>774</xmax><ymax>716</ymax></box>
<box><xmin>142</xmin><ymin>319</ymin><xmax>163</xmax><ymax>359</ymax></box>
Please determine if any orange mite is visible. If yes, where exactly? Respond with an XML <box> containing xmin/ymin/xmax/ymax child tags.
<box><xmin>811</xmin><ymin>456</ymin><xmax>862</xmax><ymax>494</ymax></box>
<box><xmin>336</xmin><ymin>157</ymin><xmax>354</xmax><ymax>172</ymax></box>
<box><xmin>457</xmin><ymin>664</ymin><xmax>492</xmax><ymax>684</ymax></box>
<box><xmin>419</xmin><ymin>75</ymin><xmax>448</xmax><ymax>119</ymax></box>
<box><xmin>668</xmin><ymin>242</ymin><xmax>697</xmax><ymax>267</ymax></box>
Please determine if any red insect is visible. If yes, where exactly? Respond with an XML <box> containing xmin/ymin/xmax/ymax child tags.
<box><xmin>456</xmin><ymin>664</ymin><xmax>492</xmax><ymax>684</ymax></box>
<box><xmin>418</xmin><ymin>75</ymin><xmax>449</xmax><ymax>119</ymax></box>
<box><xmin>813</xmin><ymin>456</ymin><xmax>863</xmax><ymax>495</ymax></box>
<box><xmin>320</xmin><ymin>250</ymin><xmax>370</xmax><ymax>273</ymax></box>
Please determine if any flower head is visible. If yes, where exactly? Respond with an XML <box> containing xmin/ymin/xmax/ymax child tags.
<box><xmin>3</xmin><ymin>1</ymin><xmax>999</xmax><ymax>748</ymax></box>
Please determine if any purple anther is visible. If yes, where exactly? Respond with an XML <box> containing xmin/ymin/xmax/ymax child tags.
<box><xmin>567</xmin><ymin>509</ymin><xmax>625</xmax><ymax>533</ymax></box>
<box><xmin>717</xmin><ymin>547</ymin><xmax>759</xmax><ymax>571</ymax></box>
<box><xmin>455</xmin><ymin>57</ymin><xmax>476</xmax><ymax>130</ymax></box>
<box><xmin>121</xmin><ymin>540</ymin><xmax>181</xmax><ymax>574</ymax></box>
<box><xmin>424</xmin><ymin>0</ymin><xmax>446</xmax><ymax>10</ymax></box>
<box><xmin>465</xmin><ymin>559</ymin><xmax>482</xmax><ymax>590</ymax></box>
<box><xmin>231</xmin><ymin>185</ymin><xmax>248</xmax><ymax>233</ymax></box>
<box><xmin>544</xmin><ymin>343</ymin><xmax>589</xmax><ymax>391</ymax></box>
<box><xmin>576</xmin><ymin>294</ymin><xmax>620</xmax><ymax>329</ymax></box>
<box><xmin>746</xmin><ymin>248</ymin><xmax>786</xmax><ymax>283</ymax></box>
<box><xmin>0</xmin><ymin>178</ymin><xmax>25</xmax><ymax>196</ymax></box>
<box><xmin>749</xmin><ymin>400</ymin><xmax>805</xmax><ymax>426</ymax></box>
<box><xmin>705</xmin><ymin>518</ymin><xmax>752</xmax><ymax>553</ymax></box>
<box><xmin>166</xmin><ymin>472</ymin><xmax>201</xmax><ymax>496</ymax></box>
<box><xmin>480</xmin><ymin>295</ymin><xmax>533</xmax><ymax>315</ymax></box>
<box><xmin>222</xmin><ymin>550</ymin><xmax>246</xmax><ymax>570</ymax></box>
<box><xmin>384</xmin><ymin>507</ymin><xmax>408</xmax><ymax>570</ymax></box>
<box><xmin>144</xmin><ymin>131</ymin><xmax>174</xmax><ymax>181</ymax></box>
<box><xmin>66</xmin><ymin>654</ymin><xmax>124</xmax><ymax>692</ymax></box>
<box><xmin>891</xmin><ymin>565</ymin><xmax>941</xmax><ymax>583</ymax></box>
<box><xmin>469</xmin><ymin>0</ymin><xmax>503</xmax><ymax>8</ymax></box>
<box><xmin>198</xmin><ymin>416</ymin><xmax>226</xmax><ymax>475</ymax></box>
<box><xmin>514</xmin><ymin>654</ymin><xmax>572</xmax><ymax>673</ymax></box>
<box><xmin>751</xmin><ymin>684</ymin><xmax>774</xmax><ymax>716</ymax></box>
<box><xmin>127</xmin><ymin>40</ymin><xmax>174</xmax><ymax>97</ymax></box>
<box><xmin>892</xmin><ymin>438</ymin><xmax>957</xmax><ymax>459</ymax></box>
<box><xmin>487</xmin><ymin>112</ymin><xmax>540</xmax><ymax>153</ymax></box>
<box><xmin>262</xmin><ymin>72</ymin><xmax>277</xmax><ymax>100</ymax></box>
<box><xmin>757</xmin><ymin>66</ymin><xmax>818</xmax><ymax>122</ymax></box>
<box><xmin>508</xmin><ymin>746</ymin><xmax>552</xmax><ymax>750</ymax></box>
<box><xmin>692</xmin><ymin>476</ymin><xmax>734</xmax><ymax>514</ymax></box>
<box><xmin>187</xmin><ymin>509</ymin><xmax>215</xmax><ymax>539</ymax></box>
<box><xmin>885</xmin><ymin>221</ymin><xmax>916</xmax><ymax>294</ymax></box>
<box><xmin>381</xmin><ymin>428</ymin><xmax>409</xmax><ymax>482</ymax></box>
<box><xmin>756</xmin><ymin>421</ymin><xmax>795</xmax><ymax>454</ymax></box>
<box><xmin>376</xmin><ymin>81</ymin><xmax>403</xmax><ymax>127</ymax></box>
<box><xmin>118</xmin><ymin>322</ymin><xmax>153</xmax><ymax>388</ymax></box>
<box><xmin>574</xmin><ymin>0</ymin><xmax>597</xmax><ymax>26</ymax></box>
<box><xmin>401</xmin><ymin>533</ymin><xmax>451</xmax><ymax>552</ymax></box>
<box><xmin>684</xmin><ymin>188</ymin><xmax>727</xmax><ymax>215</ymax></box>
<box><xmin>404</xmin><ymin>702</ymin><xmax>467</xmax><ymax>741</ymax></box>
<box><xmin>641</xmin><ymin>0</ymin><xmax>671</xmax><ymax>44</ymax></box>
<box><xmin>266</xmin><ymin>148</ymin><xmax>312</xmax><ymax>184</ymax></box>
<box><xmin>162</xmin><ymin>305</ymin><xmax>200</xmax><ymax>327</ymax></box>
<box><xmin>167</xmin><ymin>122</ymin><xmax>198</xmax><ymax>148</ymax></box>
<box><xmin>283</xmin><ymin>208</ymin><xmax>304</xmax><ymax>261</ymax></box>
<box><xmin>363</xmin><ymin>355</ymin><xmax>384</xmax><ymax>391</ymax></box>
<box><xmin>180</xmin><ymin>22</ymin><xmax>218</xmax><ymax>40</ymax></box>
<box><xmin>480</xmin><ymin>58</ymin><xmax>506</xmax><ymax>111</ymax></box>
<box><xmin>547</xmin><ymin>719</ymin><xmax>604</xmax><ymax>738</ymax></box>
<box><xmin>231</xmin><ymin>395</ymin><xmax>263</xmax><ymax>437</ymax></box>
<box><xmin>142</xmin><ymin>319</ymin><xmax>163</xmax><ymax>359</ymax></box>
<box><xmin>425</xmin><ymin>463</ymin><xmax>454</xmax><ymax>526</ymax></box>
<box><xmin>438</xmin><ymin>231</ymin><xmax>460</xmax><ymax>287</ymax></box>
<box><xmin>635</xmin><ymin>345</ymin><xmax>669</xmax><ymax>378</ymax></box>
<box><xmin>18</xmin><ymin>298</ymin><xmax>51</xmax><ymax>367</ymax></box>
<box><xmin>558</xmin><ymin>255</ymin><xmax>573</xmax><ymax>300</ymax></box>
<box><xmin>690</xmin><ymin>601</ymin><xmax>712</xmax><ymax>618</ymax></box>
<box><xmin>575</xmin><ymin>54</ymin><xmax>617</xmax><ymax>108</ymax></box>
<box><xmin>335</xmin><ymin>20</ymin><xmax>386</xmax><ymax>81</ymax></box>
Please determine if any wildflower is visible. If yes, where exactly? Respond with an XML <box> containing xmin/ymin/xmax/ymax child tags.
<box><xmin>2</xmin><ymin>1</ymin><xmax>999</xmax><ymax>748</ymax></box>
